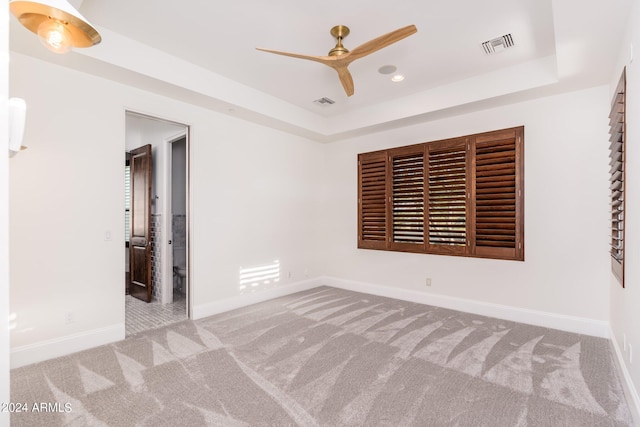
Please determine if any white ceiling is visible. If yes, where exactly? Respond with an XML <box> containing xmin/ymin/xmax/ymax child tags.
<box><xmin>8</xmin><ymin>0</ymin><xmax>634</xmax><ymax>141</ymax></box>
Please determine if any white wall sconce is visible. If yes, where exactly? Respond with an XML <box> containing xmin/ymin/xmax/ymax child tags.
<box><xmin>8</xmin><ymin>98</ymin><xmax>27</xmax><ymax>154</ymax></box>
<box><xmin>9</xmin><ymin>0</ymin><xmax>101</xmax><ymax>54</ymax></box>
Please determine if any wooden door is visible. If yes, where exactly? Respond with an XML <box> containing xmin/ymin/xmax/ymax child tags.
<box><xmin>129</xmin><ymin>144</ymin><xmax>152</xmax><ymax>302</ymax></box>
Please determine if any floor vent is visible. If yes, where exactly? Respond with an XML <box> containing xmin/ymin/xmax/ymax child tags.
<box><xmin>482</xmin><ymin>34</ymin><xmax>514</xmax><ymax>54</ymax></box>
<box><xmin>313</xmin><ymin>97</ymin><xmax>335</xmax><ymax>105</ymax></box>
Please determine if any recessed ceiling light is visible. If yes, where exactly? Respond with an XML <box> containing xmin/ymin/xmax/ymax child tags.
<box><xmin>391</xmin><ymin>74</ymin><xmax>405</xmax><ymax>82</ymax></box>
<box><xmin>378</xmin><ymin>65</ymin><xmax>397</xmax><ymax>75</ymax></box>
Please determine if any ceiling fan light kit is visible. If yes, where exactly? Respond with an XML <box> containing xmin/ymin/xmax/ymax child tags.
<box><xmin>257</xmin><ymin>24</ymin><xmax>417</xmax><ymax>97</ymax></box>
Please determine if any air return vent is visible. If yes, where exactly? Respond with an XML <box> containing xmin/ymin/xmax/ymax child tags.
<box><xmin>482</xmin><ymin>34</ymin><xmax>514</xmax><ymax>54</ymax></box>
<box><xmin>313</xmin><ymin>97</ymin><xmax>335</xmax><ymax>105</ymax></box>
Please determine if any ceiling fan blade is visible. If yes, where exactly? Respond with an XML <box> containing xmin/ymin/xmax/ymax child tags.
<box><xmin>257</xmin><ymin>47</ymin><xmax>352</xmax><ymax>95</ymax></box>
<box><xmin>346</xmin><ymin>25</ymin><xmax>417</xmax><ymax>63</ymax></box>
<box><xmin>256</xmin><ymin>47</ymin><xmax>332</xmax><ymax>66</ymax></box>
<box><xmin>335</xmin><ymin>66</ymin><xmax>355</xmax><ymax>97</ymax></box>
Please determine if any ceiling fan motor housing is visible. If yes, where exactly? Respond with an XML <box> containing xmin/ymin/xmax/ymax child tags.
<box><xmin>329</xmin><ymin>25</ymin><xmax>350</xmax><ymax>56</ymax></box>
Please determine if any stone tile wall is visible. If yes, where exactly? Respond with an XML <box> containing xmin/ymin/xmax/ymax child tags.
<box><xmin>150</xmin><ymin>214</ymin><xmax>162</xmax><ymax>302</ymax></box>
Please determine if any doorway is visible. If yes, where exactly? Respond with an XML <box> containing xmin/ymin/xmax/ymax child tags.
<box><xmin>124</xmin><ymin>111</ymin><xmax>190</xmax><ymax>336</ymax></box>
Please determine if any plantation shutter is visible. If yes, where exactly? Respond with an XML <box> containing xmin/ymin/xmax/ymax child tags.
<box><xmin>472</xmin><ymin>128</ymin><xmax>523</xmax><ymax>260</ymax></box>
<box><xmin>356</xmin><ymin>126</ymin><xmax>524</xmax><ymax>261</ymax></box>
<box><xmin>426</xmin><ymin>139</ymin><xmax>469</xmax><ymax>255</ymax></box>
<box><xmin>358</xmin><ymin>151</ymin><xmax>388</xmax><ymax>249</ymax></box>
<box><xmin>390</xmin><ymin>146</ymin><xmax>425</xmax><ymax>252</ymax></box>
<box><xmin>609</xmin><ymin>69</ymin><xmax>625</xmax><ymax>286</ymax></box>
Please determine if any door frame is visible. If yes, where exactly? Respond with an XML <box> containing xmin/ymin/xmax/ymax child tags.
<box><xmin>161</xmin><ymin>131</ymin><xmax>190</xmax><ymax>311</ymax></box>
<box><xmin>125</xmin><ymin>110</ymin><xmax>191</xmax><ymax>318</ymax></box>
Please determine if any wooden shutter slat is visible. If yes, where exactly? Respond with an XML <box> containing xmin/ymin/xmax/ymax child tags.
<box><xmin>610</xmin><ymin>131</ymin><xmax>623</xmax><ymax>144</ymax></box>
<box><xmin>610</xmin><ymin>113</ymin><xmax>624</xmax><ymax>129</ymax></box>
<box><xmin>609</xmin><ymin>140</ymin><xmax>622</xmax><ymax>152</ymax></box>
<box><xmin>609</xmin><ymin>161</ymin><xmax>623</xmax><ymax>175</ymax></box>
<box><xmin>611</xmin><ymin>121</ymin><xmax>624</xmax><ymax>135</ymax></box>
<box><xmin>609</xmin><ymin>150</ymin><xmax>623</xmax><ymax>165</ymax></box>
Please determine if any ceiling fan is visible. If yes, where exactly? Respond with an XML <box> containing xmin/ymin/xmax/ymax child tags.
<box><xmin>256</xmin><ymin>24</ymin><xmax>417</xmax><ymax>97</ymax></box>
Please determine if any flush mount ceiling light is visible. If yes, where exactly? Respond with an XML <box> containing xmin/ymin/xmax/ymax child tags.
<box><xmin>9</xmin><ymin>0</ymin><xmax>101</xmax><ymax>54</ymax></box>
<box><xmin>391</xmin><ymin>74</ymin><xmax>405</xmax><ymax>82</ymax></box>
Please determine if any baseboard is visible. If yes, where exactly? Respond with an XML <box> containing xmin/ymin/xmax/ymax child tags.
<box><xmin>9</xmin><ymin>277</ymin><xmax>609</xmax><ymax>369</ymax></box>
<box><xmin>10</xmin><ymin>323</ymin><xmax>125</xmax><ymax>369</ymax></box>
<box><xmin>192</xmin><ymin>277</ymin><xmax>325</xmax><ymax>320</ymax></box>
<box><xmin>609</xmin><ymin>329</ymin><xmax>640</xmax><ymax>426</ymax></box>
<box><xmin>323</xmin><ymin>276</ymin><xmax>610</xmax><ymax>338</ymax></box>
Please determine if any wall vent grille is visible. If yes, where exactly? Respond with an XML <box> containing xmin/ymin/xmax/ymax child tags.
<box><xmin>313</xmin><ymin>97</ymin><xmax>336</xmax><ymax>105</ymax></box>
<box><xmin>482</xmin><ymin>34</ymin><xmax>514</xmax><ymax>54</ymax></box>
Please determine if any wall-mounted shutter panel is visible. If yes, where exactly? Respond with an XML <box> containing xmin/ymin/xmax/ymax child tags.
<box><xmin>358</xmin><ymin>151</ymin><xmax>388</xmax><ymax>249</ymax></box>
<box><xmin>390</xmin><ymin>146</ymin><xmax>425</xmax><ymax>251</ymax></box>
<box><xmin>473</xmin><ymin>128</ymin><xmax>522</xmax><ymax>260</ymax></box>
<box><xmin>609</xmin><ymin>69</ymin><xmax>625</xmax><ymax>286</ymax></box>
<box><xmin>427</xmin><ymin>139</ymin><xmax>468</xmax><ymax>255</ymax></box>
<box><xmin>357</xmin><ymin>126</ymin><xmax>524</xmax><ymax>261</ymax></box>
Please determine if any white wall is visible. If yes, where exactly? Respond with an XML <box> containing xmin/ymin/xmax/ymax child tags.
<box><xmin>8</xmin><ymin>53</ymin><xmax>325</xmax><ymax>360</ymax></box>
<box><xmin>190</xmin><ymin>102</ymin><xmax>326</xmax><ymax>304</ymax></box>
<box><xmin>9</xmin><ymin>55</ymin><xmax>126</xmax><ymax>352</ymax></box>
<box><xmin>323</xmin><ymin>85</ymin><xmax>611</xmax><ymax>322</ymax></box>
<box><xmin>610</xmin><ymin>0</ymin><xmax>640</xmax><ymax>414</ymax></box>
<box><xmin>1</xmin><ymin>4</ymin><xmax>11</xmax><ymax>426</ymax></box>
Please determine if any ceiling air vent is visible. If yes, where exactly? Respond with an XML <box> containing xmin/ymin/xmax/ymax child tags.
<box><xmin>313</xmin><ymin>97</ymin><xmax>335</xmax><ymax>105</ymax></box>
<box><xmin>482</xmin><ymin>34</ymin><xmax>514</xmax><ymax>54</ymax></box>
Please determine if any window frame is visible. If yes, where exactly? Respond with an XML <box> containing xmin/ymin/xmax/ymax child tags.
<box><xmin>357</xmin><ymin>126</ymin><xmax>524</xmax><ymax>261</ymax></box>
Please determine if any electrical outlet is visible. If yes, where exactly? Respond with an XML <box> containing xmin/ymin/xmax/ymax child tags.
<box><xmin>426</xmin><ymin>278</ymin><xmax>432</xmax><ymax>287</ymax></box>
<box><xmin>64</xmin><ymin>311</ymin><xmax>75</xmax><ymax>325</ymax></box>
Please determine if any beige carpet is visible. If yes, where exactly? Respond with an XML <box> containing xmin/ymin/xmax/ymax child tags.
<box><xmin>10</xmin><ymin>286</ymin><xmax>633</xmax><ymax>426</ymax></box>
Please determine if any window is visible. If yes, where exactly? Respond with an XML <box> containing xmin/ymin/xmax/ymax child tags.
<box><xmin>609</xmin><ymin>69</ymin><xmax>626</xmax><ymax>287</ymax></box>
<box><xmin>358</xmin><ymin>126</ymin><xmax>524</xmax><ymax>261</ymax></box>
